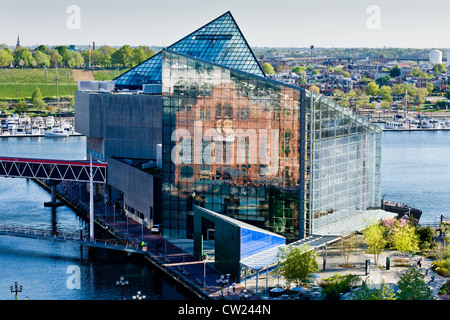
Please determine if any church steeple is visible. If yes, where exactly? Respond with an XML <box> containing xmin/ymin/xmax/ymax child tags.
<box><xmin>16</xmin><ymin>35</ymin><xmax>20</xmax><ymax>48</ymax></box>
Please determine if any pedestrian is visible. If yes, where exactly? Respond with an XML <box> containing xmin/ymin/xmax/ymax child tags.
<box><xmin>232</xmin><ymin>282</ymin><xmax>236</xmax><ymax>292</ymax></box>
<box><xmin>418</xmin><ymin>259</ymin><xmax>422</xmax><ymax>268</ymax></box>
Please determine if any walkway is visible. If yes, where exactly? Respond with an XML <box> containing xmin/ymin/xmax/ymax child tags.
<box><xmin>51</xmin><ymin>180</ymin><xmax>261</xmax><ymax>300</ymax></box>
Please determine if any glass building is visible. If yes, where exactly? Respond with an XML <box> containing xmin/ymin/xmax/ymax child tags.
<box><xmin>161</xmin><ymin>50</ymin><xmax>383</xmax><ymax>242</ymax></box>
<box><xmin>101</xmin><ymin>11</ymin><xmax>385</xmax><ymax>244</ymax></box>
<box><xmin>115</xmin><ymin>11</ymin><xmax>264</xmax><ymax>90</ymax></box>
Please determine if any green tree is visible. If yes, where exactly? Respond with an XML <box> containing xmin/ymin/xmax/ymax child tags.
<box><xmin>131</xmin><ymin>47</ymin><xmax>147</xmax><ymax>66</ymax></box>
<box><xmin>365</xmin><ymin>82</ymin><xmax>379</xmax><ymax>97</ymax></box>
<box><xmin>426</xmin><ymin>82</ymin><xmax>434</xmax><ymax>94</ymax></box>
<box><xmin>391</xmin><ymin>222</ymin><xmax>419</xmax><ymax>257</ymax></box>
<box><xmin>111</xmin><ymin>45</ymin><xmax>134</xmax><ymax>67</ymax></box>
<box><xmin>389</xmin><ymin>65</ymin><xmax>401</xmax><ymax>77</ymax></box>
<box><xmin>292</xmin><ymin>66</ymin><xmax>306</xmax><ymax>75</ymax></box>
<box><xmin>12</xmin><ymin>47</ymin><xmax>34</xmax><ymax>67</ymax></box>
<box><xmin>261</xmin><ymin>62</ymin><xmax>275</xmax><ymax>74</ymax></box>
<box><xmin>31</xmin><ymin>87</ymin><xmax>45</xmax><ymax>109</ymax></box>
<box><xmin>379</xmin><ymin>85</ymin><xmax>393</xmax><ymax>101</ymax></box>
<box><xmin>0</xmin><ymin>101</ymin><xmax>9</xmax><ymax>111</ymax></box>
<box><xmin>392</xmin><ymin>83</ymin><xmax>406</xmax><ymax>96</ymax></box>
<box><xmin>376</xmin><ymin>75</ymin><xmax>391</xmax><ymax>86</ymax></box>
<box><xmin>13</xmin><ymin>100</ymin><xmax>28</xmax><ymax>112</ymax></box>
<box><xmin>32</xmin><ymin>50</ymin><xmax>50</xmax><ymax>67</ymax></box>
<box><xmin>433</xmin><ymin>63</ymin><xmax>446</xmax><ymax>76</ymax></box>
<box><xmin>397</xmin><ymin>267</ymin><xmax>435</xmax><ymax>300</ymax></box>
<box><xmin>364</xmin><ymin>222</ymin><xmax>387</xmax><ymax>265</ymax></box>
<box><xmin>350</xmin><ymin>280</ymin><xmax>397</xmax><ymax>300</ymax></box>
<box><xmin>35</xmin><ymin>44</ymin><xmax>50</xmax><ymax>55</ymax></box>
<box><xmin>309</xmin><ymin>85</ymin><xmax>320</xmax><ymax>95</ymax></box>
<box><xmin>277</xmin><ymin>244</ymin><xmax>318</xmax><ymax>287</ymax></box>
<box><xmin>0</xmin><ymin>49</ymin><xmax>14</xmax><ymax>67</ymax></box>
<box><xmin>49</xmin><ymin>49</ymin><xmax>63</xmax><ymax>67</ymax></box>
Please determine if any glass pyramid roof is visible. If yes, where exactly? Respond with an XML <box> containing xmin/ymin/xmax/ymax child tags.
<box><xmin>114</xmin><ymin>11</ymin><xmax>265</xmax><ymax>89</ymax></box>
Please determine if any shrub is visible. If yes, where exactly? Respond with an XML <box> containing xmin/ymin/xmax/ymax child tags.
<box><xmin>438</xmin><ymin>280</ymin><xmax>450</xmax><ymax>295</ymax></box>
<box><xmin>319</xmin><ymin>274</ymin><xmax>361</xmax><ymax>300</ymax></box>
<box><xmin>432</xmin><ymin>260</ymin><xmax>450</xmax><ymax>277</ymax></box>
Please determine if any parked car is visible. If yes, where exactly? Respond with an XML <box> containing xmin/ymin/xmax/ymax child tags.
<box><xmin>151</xmin><ymin>224</ymin><xmax>161</xmax><ymax>233</ymax></box>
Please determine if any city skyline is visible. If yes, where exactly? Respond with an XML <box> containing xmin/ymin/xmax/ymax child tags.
<box><xmin>1</xmin><ymin>0</ymin><xmax>450</xmax><ymax>49</ymax></box>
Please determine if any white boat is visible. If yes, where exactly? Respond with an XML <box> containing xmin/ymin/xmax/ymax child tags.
<box><xmin>31</xmin><ymin>126</ymin><xmax>41</xmax><ymax>135</ymax></box>
<box><xmin>60</xmin><ymin>121</ymin><xmax>74</xmax><ymax>134</ymax></box>
<box><xmin>46</xmin><ymin>116</ymin><xmax>55</xmax><ymax>128</ymax></box>
<box><xmin>34</xmin><ymin>116</ymin><xmax>46</xmax><ymax>129</ymax></box>
<box><xmin>419</xmin><ymin>119</ymin><xmax>433</xmax><ymax>128</ymax></box>
<box><xmin>1</xmin><ymin>124</ymin><xmax>9</xmax><ymax>136</ymax></box>
<box><xmin>15</xmin><ymin>127</ymin><xmax>26</xmax><ymax>135</ymax></box>
<box><xmin>44</xmin><ymin>127</ymin><xmax>69</xmax><ymax>137</ymax></box>
<box><xmin>385</xmin><ymin>121</ymin><xmax>406</xmax><ymax>130</ymax></box>
<box><xmin>6</xmin><ymin>114</ymin><xmax>19</xmax><ymax>131</ymax></box>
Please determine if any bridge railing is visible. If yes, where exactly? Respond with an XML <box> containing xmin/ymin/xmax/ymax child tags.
<box><xmin>0</xmin><ymin>225</ymin><xmax>143</xmax><ymax>249</ymax></box>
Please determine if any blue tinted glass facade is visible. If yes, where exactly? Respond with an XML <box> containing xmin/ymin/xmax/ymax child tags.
<box><xmin>115</xmin><ymin>12</ymin><xmax>265</xmax><ymax>88</ymax></box>
<box><xmin>240</xmin><ymin>227</ymin><xmax>285</xmax><ymax>260</ymax></box>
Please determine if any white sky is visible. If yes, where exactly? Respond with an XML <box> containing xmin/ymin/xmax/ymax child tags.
<box><xmin>1</xmin><ymin>0</ymin><xmax>449</xmax><ymax>48</ymax></box>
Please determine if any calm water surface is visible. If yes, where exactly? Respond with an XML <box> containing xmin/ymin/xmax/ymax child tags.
<box><xmin>381</xmin><ymin>130</ymin><xmax>450</xmax><ymax>223</ymax></box>
<box><xmin>0</xmin><ymin>131</ymin><xmax>447</xmax><ymax>299</ymax></box>
<box><xmin>0</xmin><ymin>136</ymin><xmax>190</xmax><ymax>300</ymax></box>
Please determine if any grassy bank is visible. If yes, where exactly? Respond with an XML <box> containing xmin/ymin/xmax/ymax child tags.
<box><xmin>0</xmin><ymin>68</ymin><xmax>128</xmax><ymax>99</ymax></box>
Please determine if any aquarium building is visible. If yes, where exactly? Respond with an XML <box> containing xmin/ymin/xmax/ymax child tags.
<box><xmin>75</xmin><ymin>11</ymin><xmax>393</xmax><ymax>279</ymax></box>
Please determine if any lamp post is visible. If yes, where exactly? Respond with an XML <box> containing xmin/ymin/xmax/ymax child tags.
<box><xmin>113</xmin><ymin>204</ymin><xmax>116</xmax><ymax>226</ymax></box>
<box><xmin>203</xmin><ymin>260</ymin><xmax>206</xmax><ymax>286</ymax></box>
<box><xmin>116</xmin><ymin>276</ymin><xmax>129</xmax><ymax>300</ymax></box>
<box><xmin>182</xmin><ymin>247</ymin><xmax>186</xmax><ymax>272</ymax></box>
<box><xmin>132</xmin><ymin>291</ymin><xmax>146</xmax><ymax>300</ymax></box>
<box><xmin>10</xmin><ymin>282</ymin><xmax>22</xmax><ymax>300</ymax></box>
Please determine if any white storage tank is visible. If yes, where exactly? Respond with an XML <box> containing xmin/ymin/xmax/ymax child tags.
<box><xmin>430</xmin><ymin>49</ymin><xmax>442</xmax><ymax>65</ymax></box>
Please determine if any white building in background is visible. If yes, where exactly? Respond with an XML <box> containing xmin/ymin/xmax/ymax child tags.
<box><xmin>430</xmin><ymin>49</ymin><xmax>442</xmax><ymax>65</ymax></box>
<box><xmin>447</xmin><ymin>51</ymin><xmax>450</xmax><ymax>67</ymax></box>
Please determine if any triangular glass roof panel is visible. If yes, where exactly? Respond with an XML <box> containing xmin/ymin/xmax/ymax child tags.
<box><xmin>114</xmin><ymin>11</ymin><xmax>265</xmax><ymax>88</ymax></box>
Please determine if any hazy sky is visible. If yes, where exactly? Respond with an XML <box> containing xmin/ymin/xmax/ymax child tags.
<box><xmin>1</xmin><ymin>0</ymin><xmax>449</xmax><ymax>48</ymax></box>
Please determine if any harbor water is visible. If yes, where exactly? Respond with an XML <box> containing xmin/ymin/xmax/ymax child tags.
<box><xmin>0</xmin><ymin>136</ymin><xmax>191</xmax><ymax>300</ymax></box>
<box><xmin>381</xmin><ymin>130</ymin><xmax>450</xmax><ymax>224</ymax></box>
<box><xmin>0</xmin><ymin>130</ymin><xmax>447</xmax><ymax>299</ymax></box>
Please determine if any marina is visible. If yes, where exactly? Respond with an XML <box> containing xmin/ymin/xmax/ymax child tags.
<box><xmin>0</xmin><ymin>115</ymin><xmax>80</xmax><ymax>137</ymax></box>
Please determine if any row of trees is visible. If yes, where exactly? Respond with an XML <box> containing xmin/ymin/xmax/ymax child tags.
<box><xmin>275</xmin><ymin>217</ymin><xmax>443</xmax><ymax>300</ymax></box>
<box><xmin>0</xmin><ymin>44</ymin><xmax>156</xmax><ymax>68</ymax></box>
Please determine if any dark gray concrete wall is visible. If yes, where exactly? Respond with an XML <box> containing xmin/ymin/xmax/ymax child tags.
<box><xmin>108</xmin><ymin>157</ymin><xmax>159</xmax><ymax>227</ymax></box>
<box><xmin>75</xmin><ymin>91</ymin><xmax>162</xmax><ymax>160</ymax></box>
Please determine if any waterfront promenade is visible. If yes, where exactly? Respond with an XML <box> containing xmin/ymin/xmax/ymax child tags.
<box><xmin>52</xmin><ymin>180</ymin><xmax>261</xmax><ymax>300</ymax></box>
<box><xmin>52</xmin><ymin>180</ymin><xmax>448</xmax><ymax>301</ymax></box>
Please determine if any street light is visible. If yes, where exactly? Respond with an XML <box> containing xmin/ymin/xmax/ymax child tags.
<box><xmin>10</xmin><ymin>282</ymin><xmax>22</xmax><ymax>300</ymax></box>
<box><xmin>116</xmin><ymin>276</ymin><xmax>129</xmax><ymax>300</ymax></box>
<box><xmin>132</xmin><ymin>291</ymin><xmax>146</xmax><ymax>300</ymax></box>
<box><xmin>182</xmin><ymin>247</ymin><xmax>186</xmax><ymax>272</ymax></box>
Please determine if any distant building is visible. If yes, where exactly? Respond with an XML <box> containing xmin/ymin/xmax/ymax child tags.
<box><xmin>430</xmin><ymin>49</ymin><xmax>443</xmax><ymax>66</ymax></box>
<box><xmin>16</xmin><ymin>35</ymin><xmax>20</xmax><ymax>48</ymax></box>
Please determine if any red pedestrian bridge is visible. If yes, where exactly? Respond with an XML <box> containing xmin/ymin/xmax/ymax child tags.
<box><xmin>0</xmin><ymin>156</ymin><xmax>107</xmax><ymax>183</ymax></box>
